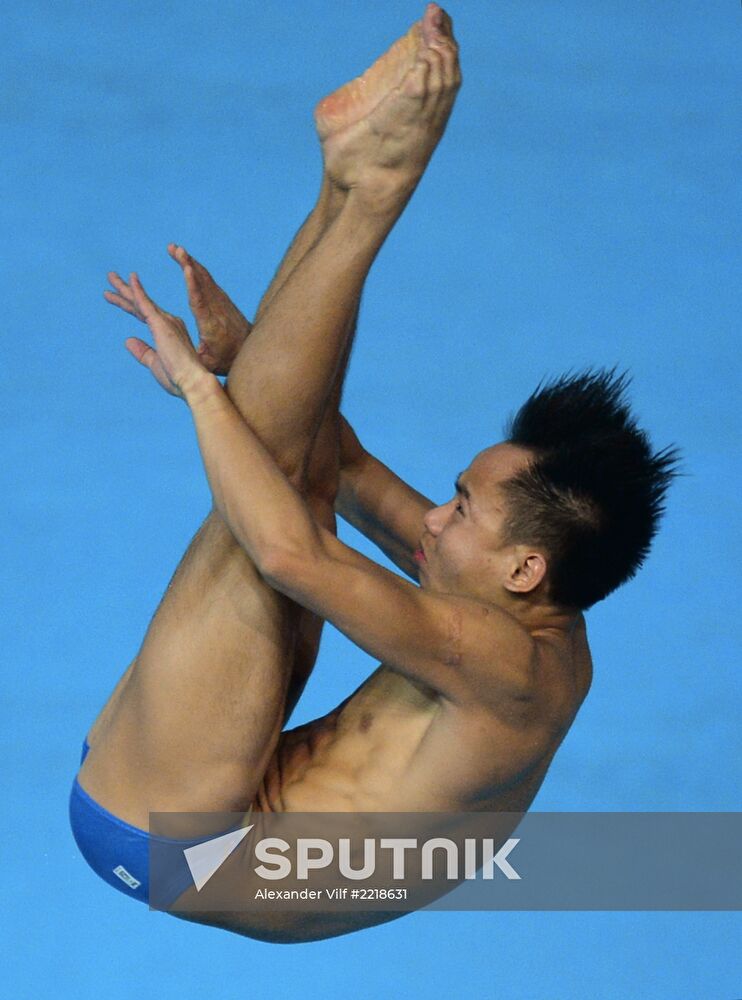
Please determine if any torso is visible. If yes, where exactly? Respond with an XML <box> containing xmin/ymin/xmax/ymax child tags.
<box><xmin>83</xmin><ymin>581</ymin><xmax>592</xmax><ymax>945</ymax></box>
<box><xmin>195</xmin><ymin>615</ymin><xmax>592</xmax><ymax>943</ymax></box>
<box><xmin>255</xmin><ymin>615</ymin><xmax>592</xmax><ymax>817</ymax></box>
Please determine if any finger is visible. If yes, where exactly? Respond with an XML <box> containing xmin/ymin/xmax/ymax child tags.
<box><xmin>126</xmin><ymin>337</ymin><xmax>180</xmax><ymax>396</ymax></box>
<box><xmin>130</xmin><ymin>275</ymin><xmax>196</xmax><ymax>368</ymax></box>
<box><xmin>103</xmin><ymin>289</ymin><xmax>145</xmax><ymax>322</ymax></box>
<box><xmin>167</xmin><ymin>243</ymin><xmax>191</xmax><ymax>269</ymax></box>
<box><xmin>124</xmin><ymin>336</ymin><xmax>157</xmax><ymax>367</ymax></box>
<box><xmin>182</xmin><ymin>262</ymin><xmax>205</xmax><ymax>309</ymax></box>
<box><xmin>167</xmin><ymin>243</ymin><xmax>213</xmax><ymax>294</ymax></box>
<box><xmin>107</xmin><ymin>271</ymin><xmax>139</xmax><ymax>307</ymax></box>
<box><xmin>168</xmin><ymin>242</ymin><xmax>199</xmax><ymax>270</ymax></box>
<box><xmin>129</xmin><ymin>274</ymin><xmax>187</xmax><ymax>344</ymax></box>
<box><xmin>188</xmin><ymin>255</ymin><xmax>213</xmax><ymax>282</ymax></box>
<box><xmin>175</xmin><ymin>248</ymin><xmax>215</xmax><ymax>290</ymax></box>
<box><xmin>107</xmin><ymin>270</ymin><xmax>133</xmax><ymax>294</ymax></box>
<box><xmin>167</xmin><ymin>245</ymin><xmax>206</xmax><ymax>311</ymax></box>
<box><xmin>129</xmin><ymin>272</ymin><xmax>162</xmax><ymax>321</ymax></box>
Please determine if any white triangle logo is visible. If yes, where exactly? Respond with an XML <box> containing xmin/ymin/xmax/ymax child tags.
<box><xmin>183</xmin><ymin>824</ymin><xmax>254</xmax><ymax>892</ymax></box>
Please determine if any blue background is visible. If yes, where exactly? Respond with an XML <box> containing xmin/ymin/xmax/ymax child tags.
<box><xmin>2</xmin><ymin>1</ymin><xmax>740</xmax><ymax>996</ymax></box>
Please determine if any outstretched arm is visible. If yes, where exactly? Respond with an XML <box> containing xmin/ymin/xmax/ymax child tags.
<box><xmin>125</xmin><ymin>276</ymin><xmax>536</xmax><ymax>707</ymax></box>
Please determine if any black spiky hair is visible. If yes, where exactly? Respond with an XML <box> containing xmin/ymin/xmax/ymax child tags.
<box><xmin>502</xmin><ymin>369</ymin><xmax>680</xmax><ymax>609</ymax></box>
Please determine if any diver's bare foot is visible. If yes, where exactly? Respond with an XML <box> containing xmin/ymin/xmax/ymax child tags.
<box><xmin>167</xmin><ymin>245</ymin><xmax>252</xmax><ymax>375</ymax></box>
<box><xmin>315</xmin><ymin>3</ymin><xmax>460</xmax><ymax>205</ymax></box>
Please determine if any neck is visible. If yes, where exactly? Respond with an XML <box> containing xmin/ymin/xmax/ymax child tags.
<box><xmin>499</xmin><ymin>592</ymin><xmax>581</xmax><ymax>634</ymax></box>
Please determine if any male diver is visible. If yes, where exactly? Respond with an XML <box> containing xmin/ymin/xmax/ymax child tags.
<box><xmin>70</xmin><ymin>4</ymin><xmax>676</xmax><ymax>943</ymax></box>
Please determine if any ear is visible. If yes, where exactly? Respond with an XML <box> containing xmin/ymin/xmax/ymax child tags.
<box><xmin>503</xmin><ymin>548</ymin><xmax>547</xmax><ymax>595</ymax></box>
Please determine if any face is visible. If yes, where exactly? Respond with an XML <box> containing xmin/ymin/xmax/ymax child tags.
<box><xmin>416</xmin><ymin>443</ymin><xmax>535</xmax><ymax>600</ymax></box>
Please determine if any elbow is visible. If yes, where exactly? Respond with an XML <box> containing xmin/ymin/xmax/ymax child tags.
<box><xmin>258</xmin><ymin>543</ymin><xmax>298</xmax><ymax>591</ymax></box>
<box><xmin>258</xmin><ymin>539</ymin><xmax>322</xmax><ymax>599</ymax></box>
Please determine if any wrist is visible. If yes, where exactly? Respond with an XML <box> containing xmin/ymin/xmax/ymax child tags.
<box><xmin>183</xmin><ymin>370</ymin><xmax>222</xmax><ymax>409</ymax></box>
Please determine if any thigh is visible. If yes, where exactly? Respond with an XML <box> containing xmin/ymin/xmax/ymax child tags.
<box><xmin>79</xmin><ymin>511</ymin><xmax>318</xmax><ymax>827</ymax></box>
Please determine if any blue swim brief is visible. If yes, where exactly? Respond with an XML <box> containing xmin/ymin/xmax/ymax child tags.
<box><xmin>69</xmin><ymin>740</ymin><xmax>202</xmax><ymax>907</ymax></box>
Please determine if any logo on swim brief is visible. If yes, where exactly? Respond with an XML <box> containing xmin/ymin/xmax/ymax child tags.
<box><xmin>113</xmin><ymin>864</ymin><xmax>141</xmax><ymax>890</ymax></box>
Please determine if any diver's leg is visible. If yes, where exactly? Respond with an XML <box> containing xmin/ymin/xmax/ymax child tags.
<box><xmin>157</xmin><ymin>226</ymin><xmax>357</xmax><ymax>722</ymax></box>
<box><xmin>80</xmin><ymin>201</ymin><xmax>389</xmax><ymax>829</ymax></box>
<box><xmin>80</xmin><ymin>2</ymin><xmax>459</xmax><ymax>830</ymax></box>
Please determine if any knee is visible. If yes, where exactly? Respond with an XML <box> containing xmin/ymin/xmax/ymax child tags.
<box><xmin>254</xmin><ymin>447</ymin><xmax>337</xmax><ymax>509</ymax></box>
<box><xmin>287</xmin><ymin>462</ymin><xmax>338</xmax><ymax>509</ymax></box>
<box><xmin>304</xmin><ymin>492</ymin><xmax>337</xmax><ymax>536</ymax></box>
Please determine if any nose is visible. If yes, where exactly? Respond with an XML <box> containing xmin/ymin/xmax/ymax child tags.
<box><xmin>424</xmin><ymin>499</ymin><xmax>455</xmax><ymax>537</ymax></box>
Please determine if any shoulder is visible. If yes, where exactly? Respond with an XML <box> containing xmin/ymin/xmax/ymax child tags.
<box><xmin>455</xmin><ymin>613</ymin><xmax>590</xmax><ymax>721</ymax></box>
<box><xmin>432</xmin><ymin>595</ymin><xmax>539</xmax><ymax>708</ymax></box>
<box><xmin>527</xmin><ymin>617</ymin><xmax>593</xmax><ymax>725</ymax></box>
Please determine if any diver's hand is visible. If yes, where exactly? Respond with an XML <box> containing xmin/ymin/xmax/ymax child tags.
<box><xmin>125</xmin><ymin>273</ymin><xmax>213</xmax><ymax>400</ymax></box>
<box><xmin>105</xmin><ymin>248</ymin><xmax>252</xmax><ymax>376</ymax></box>
<box><xmin>167</xmin><ymin>244</ymin><xmax>252</xmax><ymax>375</ymax></box>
